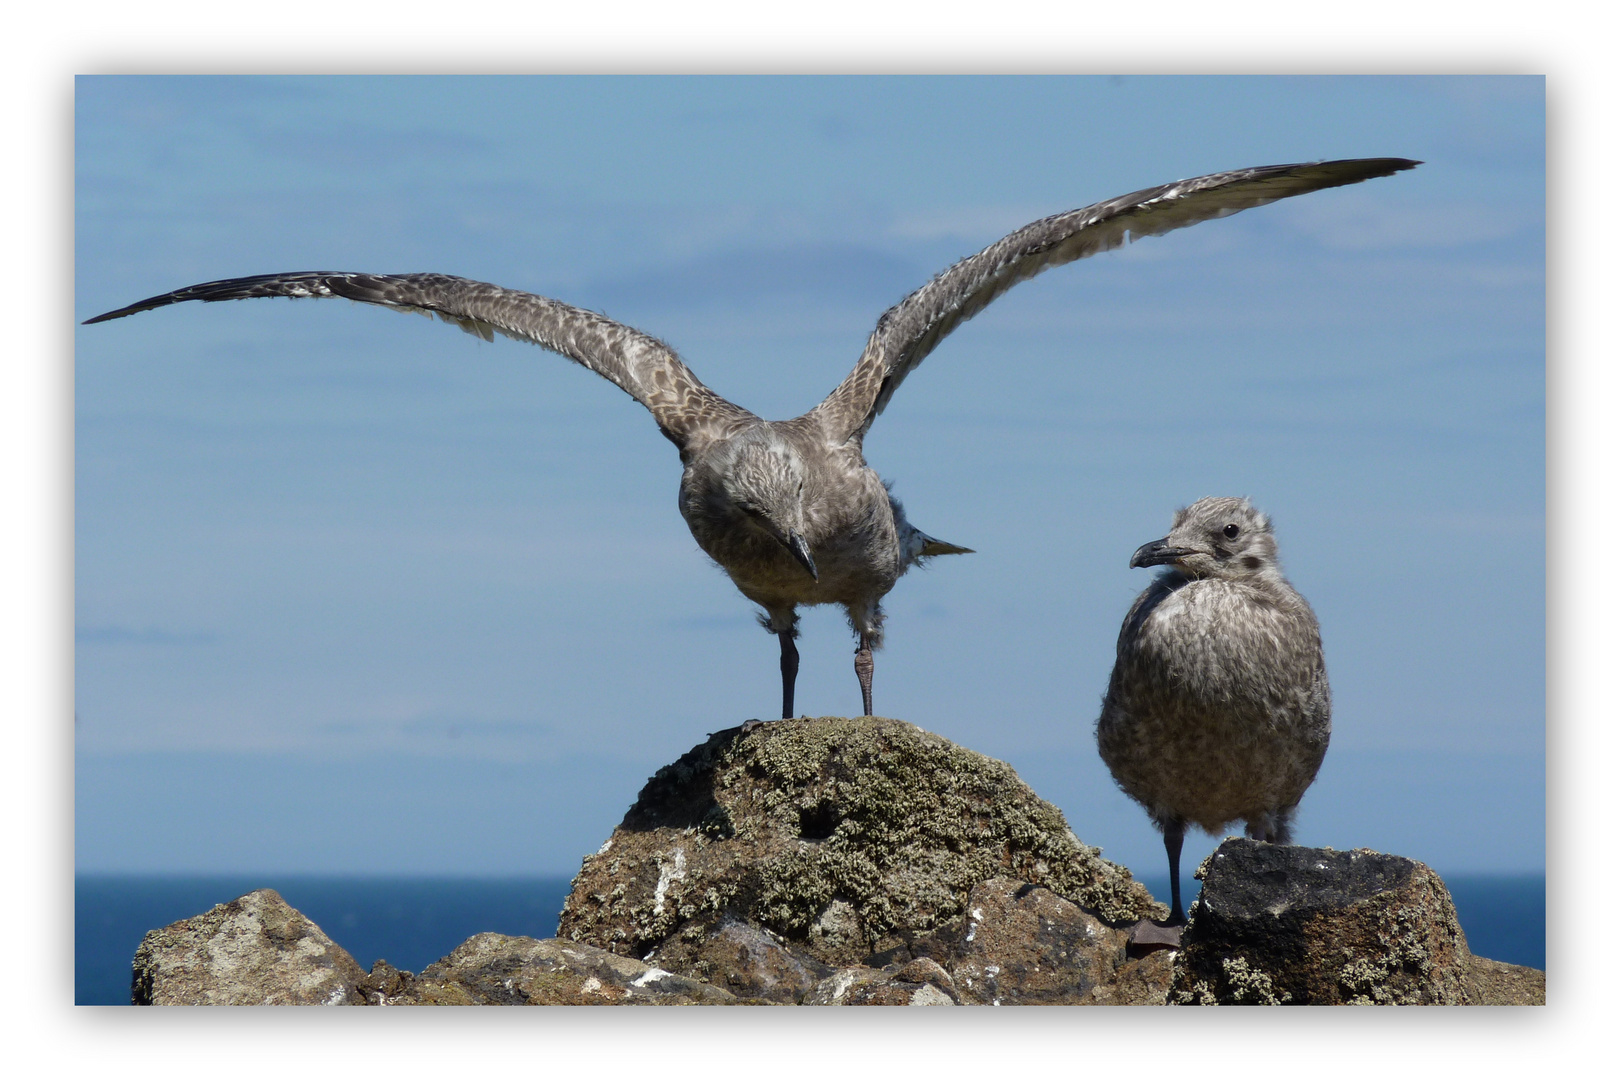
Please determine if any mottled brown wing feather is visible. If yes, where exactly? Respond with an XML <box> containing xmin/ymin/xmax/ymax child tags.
<box><xmin>811</xmin><ymin>158</ymin><xmax>1420</xmax><ymax>444</ymax></box>
<box><xmin>84</xmin><ymin>271</ymin><xmax>756</xmax><ymax>448</ymax></box>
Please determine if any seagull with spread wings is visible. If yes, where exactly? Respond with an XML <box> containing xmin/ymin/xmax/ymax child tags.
<box><xmin>86</xmin><ymin>158</ymin><xmax>1418</xmax><ymax>721</ymax></box>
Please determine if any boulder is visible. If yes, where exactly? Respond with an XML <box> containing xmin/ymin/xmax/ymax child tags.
<box><xmin>643</xmin><ymin>914</ymin><xmax>835</xmax><ymax>1004</ymax></box>
<box><xmin>125</xmin><ymin>721</ymin><xmax>1543</xmax><ymax>1007</ymax></box>
<box><xmin>1169</xmin><ymin>839</ymin><xmax>1545</xmax><ymax>1005</ymax></box>
<box><xmin>1465</xmin><ymin>956</ymin><xmax>1548</xmax><ymax>1006</ymax></box>
<box><xmin>802</xmin><ymin>876</ymin><xmax>1176</xmax><ymax>1005</ymax></box>
<box><xmin>950</xmin><ymin>877</ymin><xmax>1175</xmax><ymax>1005</ymax></box>
<box><xmin>367</xmin><ymin>934</ymin><xmax>738</xmax><ymax>1005</ymax></box>
<box><xmin>132</xmin><ymin>888</ymin><xmax>367</xmax><ymax>1005</ymax></box>
<box><xmin>556</xmin><ymin>715</ymin><xmax>1160</xmax><ymax>1002</ymax></box>
<box><xmin>807</xmin><ymin>961</ymin><xmax>961</xmax><ymax>1006</ymax></box>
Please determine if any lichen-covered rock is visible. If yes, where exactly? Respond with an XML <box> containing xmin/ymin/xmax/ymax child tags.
<box><xmin>557</xmin><ymin>716</ymin><xmax>1158</xmax><ymax>989</ymax></box>
<box><xmin>802</xmin><ymin>965</ymin><xmax>894</xmax><ymax>1004</ymax></box>
<box><xmin>132</xmin><ymin>888</ymin><xmax>367</xmax><ymax>1005</ymax></box>
<box><xmin>375</xmin><ymin>934</ymin><xmax>739</xmax><ymax>1005</ymax></box>
<box><xmin>951</xmin><ymin>877</ymin><xmax>1175</xmax><ymax>1005</ymax></box>
<box><xmin>1169</xmin><ymin>839</ymin><xmax>1544</xmax><ymax>1005</ymax></box>
<box><xmin>846</xmin><ymin>978</ymin><xmax>957</xmax><ymax>1006</ymax></box>
<box><xmin>1465</xmin><ymin>955</ymin><xmax>1547</xmax><ymax>1006</ymax></box>
<box><xmin>802</xmin><ymin>959</ymin><xmax>961</xmax><ymax>1005</ymax></box>
<box><xmin>127</xmin><ymin>725</ymin><xmax>1541</xmax><ymax>1007</ymax></box>
<box><xmin>642</xmin><ymin>915</ymin><xmax>834</xmax><ymax>1003</ymax></box>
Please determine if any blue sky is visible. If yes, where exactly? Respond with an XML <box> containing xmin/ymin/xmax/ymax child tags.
<box><xmin>74</xmin><ymin>75</ymin><xmax>1544</xmax><ymax>881</ymax></box>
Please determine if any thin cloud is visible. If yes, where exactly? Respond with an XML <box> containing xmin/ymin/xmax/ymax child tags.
<box><xmin>582</xmin><ymin>242</ymin><xmax>924</xmax><ymax>312</ymax></box>
<box><xmin>396</xmin><ymin>716</ymin><xmax>550</xmax><ymax>739</ymax></box>
<box><xmin>246</xmin><ymin>125</ymin><xmax>493</xmax><ymax>172</ymax></box>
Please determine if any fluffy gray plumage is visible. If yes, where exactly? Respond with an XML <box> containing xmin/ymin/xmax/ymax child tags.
<box><xmin>1096</xmin><ymin>496</ymin><xmax>1331</xmax><ymax>922</ymax></box>
<box><xmin>86</xmin><ymin>159</ymin><xmax>1412</xmax><ymax>721</ymax></box>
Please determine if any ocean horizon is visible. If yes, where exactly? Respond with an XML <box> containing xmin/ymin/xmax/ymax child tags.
<box><xmin>75</xmin><ymin>871</ymin><xmax>1545</xmax><ymax>1006</ymax></box>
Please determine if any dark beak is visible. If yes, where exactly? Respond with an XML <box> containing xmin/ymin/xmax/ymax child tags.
<box><xmin>785</xmin><ymin>530</ymin><xmax>818</xmax><ymax>581</ymax></box>
<box><xmin>1130</xmin><ymin>538</ymin><xmax>1195</xmax><ymax>569</ymax></box>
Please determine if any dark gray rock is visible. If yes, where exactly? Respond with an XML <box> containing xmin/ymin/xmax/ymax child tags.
<box><xmin>132</xmin><ymin>888</ymin><xmax>367</xmax><ymax>1005</ymax></box>
<box><xmin>556</xmin><ymin>715</ymin><xmax>1159</xmax><ymax>996</ymax></box>
<box><xmin>1169</xmin><ymin>839</ymin><xmax>1544</xmax><ymax>1005</ymax></box>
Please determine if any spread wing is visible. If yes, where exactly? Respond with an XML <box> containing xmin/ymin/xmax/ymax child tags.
<box><xmin>811</xmin><ymin>157</ymin><xmax>1421</xmax><ymax>444</ymax></box>
<box><xmin>84</xmin><ymin>271</ymin><xmax>756</xmax><ymax>449</ymax></box>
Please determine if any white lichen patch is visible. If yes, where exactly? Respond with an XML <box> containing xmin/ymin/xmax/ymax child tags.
<box><xmin>824</xmin><ymin>970</ymin><xmax>858</xmax><ymax>1003</ymax></box>
<box><xmin>908</xmin><ymin>985</ymin><xmax>956</xmax><ymax>1006</ymax></box>
<box><xmin>651</xmin><ymin>847</ymin><xmax>687</xmax><ymax>917</ymax></box>
<box><xmin>1218</xmin><ymin>956</ymin><xmax>1290</xmax><ymax>1005</ymax></box>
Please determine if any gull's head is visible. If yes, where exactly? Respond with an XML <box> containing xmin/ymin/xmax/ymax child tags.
<box><xmin>720</xmin><ymin>432</ymin><xmax>816</xmax><ymax>580</ymax></box>
<box><xmin>1129</xmin><ymin>496</ymin><xmax>1280</xmax><ymax>582</ymax></box>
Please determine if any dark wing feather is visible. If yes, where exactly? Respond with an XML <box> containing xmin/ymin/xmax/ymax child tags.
<box><xmin>811</xmin><ymin>158</ymin><xmax>1420</xmax><ymax>443</ymax></box>
<box><xmin>85</xmin><ymin>271</ymin><xmax>755</xmax><ymax>448</ymax></box>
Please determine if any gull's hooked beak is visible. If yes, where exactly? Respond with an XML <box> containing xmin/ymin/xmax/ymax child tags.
<box><xmin>1129</xmin><ymin>538</ymin><xmax>1196</xmax><ymax>569</ymax></box>
<box><xmin>785</xmin><ymin>530</ymin><xmax>818</xmax><ymax>581</ymax></box>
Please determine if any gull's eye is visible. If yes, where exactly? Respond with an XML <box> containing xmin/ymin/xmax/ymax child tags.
<box><xmin>1223</xmin><ymin>523</ymin><xmax>1240</xmax><ymax>539</ymax></box>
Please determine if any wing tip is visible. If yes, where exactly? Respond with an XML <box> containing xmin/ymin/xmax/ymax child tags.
<box><xmin>82</xmin><ymin>304</ymin><xmax>147</xmax><ymax>325</ymax></box>
<box><xmin>1357</xmin><ymin>156</ymin><xmax>1423</xmax><ymax>174</ymax></box>
<box><xmin>1313</xmin><ymin>156</ymin><xmax>1423</xmax><ymax>183</ymax></box>
<box><xmin>1241</xmin><ymin>157</ymin><xmax>1420</xmax><ymax>200</ymax></box>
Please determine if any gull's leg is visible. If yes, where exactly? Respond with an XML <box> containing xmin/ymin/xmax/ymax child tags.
<box><xmin>1245</xmin><ymin>808</ymin><xmax>1295</xmax><ymax>845</ymax></box>
<box><xmin>1272</xmin><ymin>806</ymin><xmax>1297</xmax><ymax>846</ymax></box>
<box><xmin>760</xmin><ymin>608</ymin><xmax>799</xmax><ymax>723</ymax></box>
<box><xmin>1163</xmin><ymin>817</ymin><xmax>1187</xmax><ymax>924</ymax></box>
<box><xmin>779</xmin><ymin>630</ymin><xmax>799</xmax><ymax>720</ymax></box>
<box><xmin>854</xmin><ymin>633</ymin><xmax>874</xmax><ymax>717</ymax></box>
<box><xmin>1127</xmin><ymin>814</ymin><xmax>1189</xmax><ymax>949</ymax></box>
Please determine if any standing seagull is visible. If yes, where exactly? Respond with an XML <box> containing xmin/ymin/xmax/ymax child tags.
<box><xmin>86</xmin><ymin>159</ymin><xmax>1413</xmax><ymax>721</ymax></box>
<box><xmin>1096</xmin><ymin>497</ymin><xmax>1331</xmax><ymax>927</ymax></box>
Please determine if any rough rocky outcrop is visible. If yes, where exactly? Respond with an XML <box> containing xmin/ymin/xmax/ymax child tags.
<box><xmin>133</xmin><ymin>894</ymin><xmax>739</xmax><ymax>1006</ymax></box>
<box><xmin>794</xmin><ymin>875</ymin><xmax>1176</xmax><ymax>1005</ymax></box>
<box><xmin>364</xmin><ymin>935</ymin><xmax>739</xmax><ymax>1005</ymax></box>
<box><xmin>1169</xmin><ymin>839</ymin><xmax>1545</xmax><ymax>1005</ymax></box>
<box><xmin>948</xmin><ymin>877</ymin><xmax>1176</xmax><ymax>1005</ymax></box>
<box><xmin>1465</xmin><ymin>956</ymin><xmax>1547</xmax><ymax>1006</ymax></box>
<box><xmin>132</xmin><ymin>888</ymin><xmax>368</xmax><ymax>1005</ymax></box>
<box><xmin>127</xmin><ymin>718</ymin><xmax>1543</xmax><ymax>1006</ymax></box>
<box><xmin>556</xmin><ymin>715</ymin><xmax>1160</xmax><ymax>995</ymax></box>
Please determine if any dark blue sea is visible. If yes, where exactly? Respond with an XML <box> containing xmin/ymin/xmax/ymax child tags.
<box><xmin>74</xmin><ymin>872</ymin><xmax>1544</xmax><ymax>1005</ymax></box>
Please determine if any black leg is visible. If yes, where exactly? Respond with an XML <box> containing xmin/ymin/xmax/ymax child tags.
<box><xmin>1164</xmin><ymin>818</ymin><xmax>1187</xmax><ymax>924</ymax></box>
<box><xmin>854</xmin><ymin>634</ymin><xmax>874</xmax><ymax>717</ymax></box>
<box><xmin>779</xmin><ymin>631</ymin><xmax>799</xmax><ymax>720</ymax></box>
